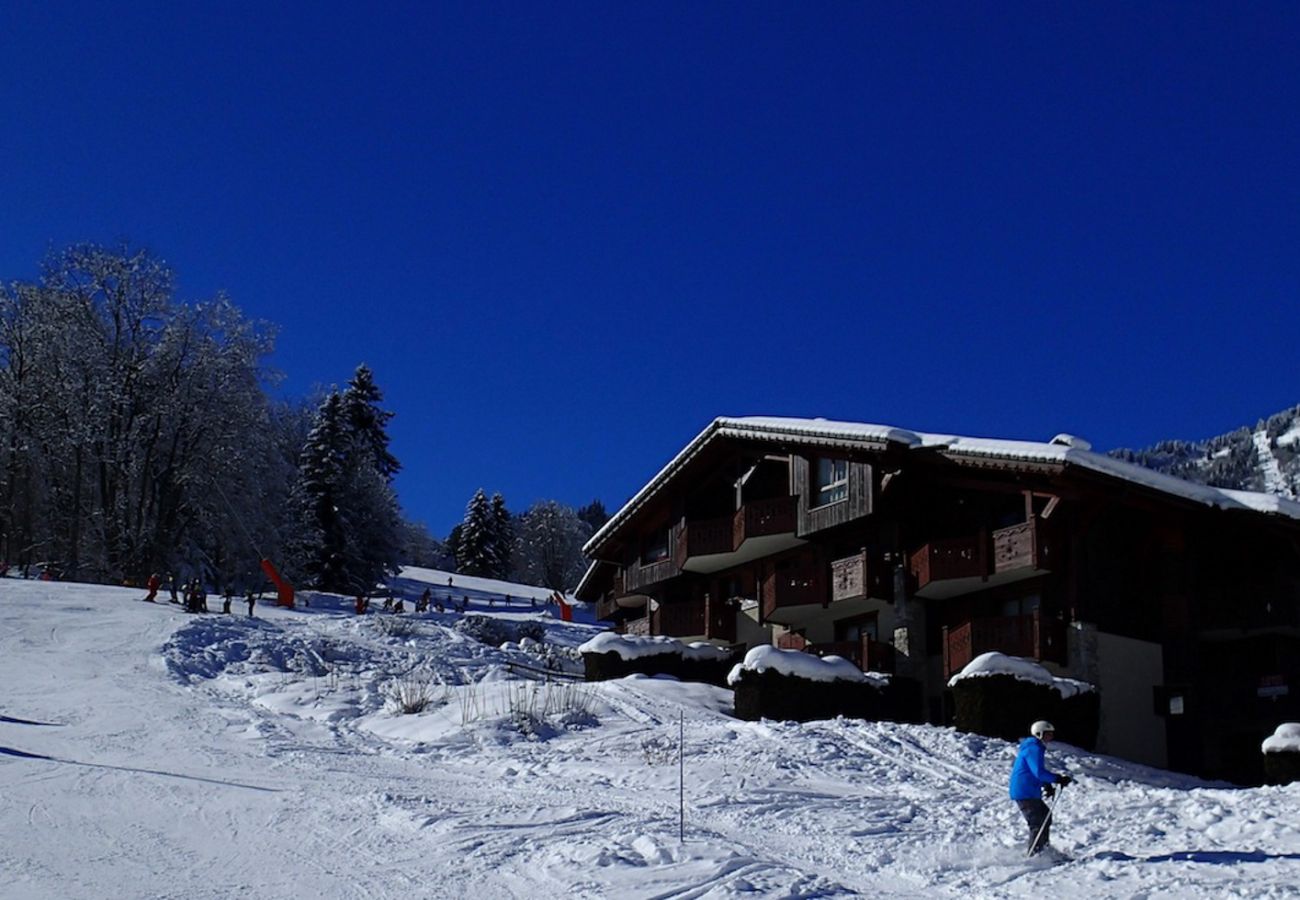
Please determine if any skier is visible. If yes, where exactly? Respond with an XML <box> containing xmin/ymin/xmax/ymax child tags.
<box><xmin>355</xmin><ymin>594</ymin><xmax>367</xmax><ymax>615</ymax></box>
<box><xmin>168</xmin><ymin>573</ymin><xmax>180</xmax><ymax>604</ymax></box>
<box><xmin>142</xmin><ymin>573</ymin><xmax>161</xmax><ymax>603</ymax></box>
<box><xmin>246</xmin><ymin>590</ymin><xmax>256</xmax><ymax>617</ymax></box>
<box><xmin>1009</xmin><ymin>720</ymin><xmax>1074</xmax><ymax>857</ymax></box>
<box><xmin>222</xmin><ymin>588</ymin><xmax>233</xmax><ymax>615</ymax></box>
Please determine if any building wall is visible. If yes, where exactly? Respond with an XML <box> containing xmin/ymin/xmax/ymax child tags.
<box><xmin>1094</xmin><ymin>630</ymin><xmax>1167</xmax><ymax>768</ymax></box>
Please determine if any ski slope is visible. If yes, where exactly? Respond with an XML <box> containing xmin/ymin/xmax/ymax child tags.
<box><xmin>1</xmin><ymin>575</ymin><xmax>1298</xmax><ymax>899</ymax></box>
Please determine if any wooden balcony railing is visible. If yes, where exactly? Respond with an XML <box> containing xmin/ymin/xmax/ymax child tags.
<box><xmin>596</xmin><ymin>595</ymin><xmax>619</xmax><ymax>622</ymax></box>
<box><xmin>675</xmin><ymin>515</ymin><xmax>734</xmax><ymax>568</ymax></box>
<box><xmin>734</xmin><ymin>495</ymin><xmax>798</xmax><ymax>548</ymax></box>
<box><xmin>942</xmin><ymin>610</ymin><xmax>1067</xmax><ymax>678</ymax></box>
<box><xmin>761</xmin><ymin>564</ymin><xmax>824</xmax><ymax>620</ymax></box>
<box><xmin>624</xmin><ymin>556</ymin><xmax>679</xmax><ymax>592</ymax></box>
<box><xmin>651</xmin><ymin>594</ymin><xmax>738</xmax><ymax>642</ymax></box>
<box><xmin>992</xmin><ymin>519</ymin><xmax>1053</xmax><ymax>574</ymax></box>
<box><xmin>655</xmin><ymin>598</ymin><xmax>706</xmax><ymax>638</ymax></box>
<box><xmin>910</xmin><ymin>533</ymin><xmax>989</xmax><ymax>591</ymax></box>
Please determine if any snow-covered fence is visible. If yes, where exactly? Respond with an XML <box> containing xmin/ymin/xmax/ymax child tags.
<box><xmin>947</xmin><ymin>652</ymin><xmax>1098</xmax><ymax>747</ymax></box>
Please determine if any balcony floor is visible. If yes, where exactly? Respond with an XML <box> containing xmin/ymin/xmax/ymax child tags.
<box><xmin>914</xmin><ymin>566</ymin><xmax>1048</xmax><ymax>599</ymax></box>
<box><xmin>681</xmin><ymin>533</ymin><xmax>805</xmax><ymax>574</ymax></box>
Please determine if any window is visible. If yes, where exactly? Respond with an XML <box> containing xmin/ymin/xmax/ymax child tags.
<box><xmin>640</xmin><ymin>529</ymin><xmax>670</xmax><ymax>564</ymax></box>
<box><xmin>813</xmin><ymin>457</ymin><xmax>849</xmax><ymax>507</ymax></box>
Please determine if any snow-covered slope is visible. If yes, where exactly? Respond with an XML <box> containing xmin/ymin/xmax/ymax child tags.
<box><xmin>2</xmin><ymin>576</ymin><xmax>1299</xmax><ymax>899</ymax></box>
<box><xmin>1111</xmin><ymin>403</ymin><xmax>1300</xmax><ymax>499</ymax></box>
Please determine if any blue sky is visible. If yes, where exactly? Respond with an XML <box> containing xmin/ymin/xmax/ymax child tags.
<box><xmin>2</xmin><ymin>3</ymin><xmax>1298</xmax><ymax>535</ymax></box>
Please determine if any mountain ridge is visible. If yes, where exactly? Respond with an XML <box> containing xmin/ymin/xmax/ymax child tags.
<box><xmin>1109</xmin><ymin>404</ymin><xmax>1300</xmax><ymax>499</ymax></box>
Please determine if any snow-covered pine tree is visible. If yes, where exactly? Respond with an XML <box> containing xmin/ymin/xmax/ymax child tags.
<box><xmin>488</xmin><ymin>492</ymin><xmax>513</xmax><ymax>580</ymax></box>
<box><xmin>455</xmin><ymin>489</ymin><xmax>495</xmax><ymax>577</ymax></box>
<box><xmin>288</xmin><ymin>391</ymin><xmax>349</xmax><ymax>590</ymax></box>
<box><xmin>340</xmin><ymin>363</ymin><xmax>400</xmax><ymax>482</ymax></box>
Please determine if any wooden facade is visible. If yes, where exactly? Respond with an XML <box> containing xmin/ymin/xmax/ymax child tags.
<box><xmin>578</xmin><ymin>419</ymin><xmax>1300</xmax><ymax>784</ymax></box>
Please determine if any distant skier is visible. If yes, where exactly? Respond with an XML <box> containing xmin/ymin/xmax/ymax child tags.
<box><xmin>142</xmin><ymin>573</ymin><xmax>161</xmax><ymax>603</ymax></box>
<box><xmin>246</xmin><ymin>590</ymin><xmax>256</xmax><ymax>617</ymax></box>
<box><xmin>168</xmin><ymin>573</ymin><xmax>179</xmax><ymax>604</ymax></box>
<box><xmin>1009</xmin><ymin>720</ymin><xmax>1074</xmax><ymax>856</ymax></box>
<box><xmin>222</xmin><ymin>587</ymin><xmax>233</xmax><ymax>615</ymax></box>
<box><xmin>355</xmin><ymin>594</ymin><xmax>367</xmax><ymax>615</ymax></box>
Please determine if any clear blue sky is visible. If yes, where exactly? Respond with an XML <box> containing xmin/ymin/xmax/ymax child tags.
<box><xmin>3</xmin><ymin>3</ymin><xmax>1298</xmax><ymax>535</ymax></box>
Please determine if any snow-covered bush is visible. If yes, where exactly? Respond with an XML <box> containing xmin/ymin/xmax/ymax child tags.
<box><xmin>455</xmin><ymin>615</ymin><xmax>545</xmax><ymax>647</ymax></box>
<box><xmin>1263</xmin><ymin>723</ymin><xmax>1300</xmax><ymax>785</ymax></box>
<box><xmin>947</xmin><ymin>653</ymin><xmax>1098</xmax><ymax>748</ymax></box>
<box><xmin>375</xmin><ymin>616</ymin><xmax>421</xmax><ymax>639</ymax></box>
<box><xmin>579</xmin><ymin>633</ymin><xmax>740</xmax><ymax>685</ymax></box>
<box><xmin>506</xmin><ymin>681</ymin><xmax>596</xmax><ymax>739</ymax></box>
<box><xmin>384</xmin><ymin>669</ymin><xmax>445</xmax><ymax>715</ymax></box>
<box><xmin>728</xmin><ymin>646</ymin><xmax>891</xmax><ymax>723</ymax></box>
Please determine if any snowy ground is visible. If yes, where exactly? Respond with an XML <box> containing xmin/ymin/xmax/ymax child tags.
<box><xmin>2</xmin><ymin>575</ymin><xmax>1299</xmax><ymax>899</ymax></box>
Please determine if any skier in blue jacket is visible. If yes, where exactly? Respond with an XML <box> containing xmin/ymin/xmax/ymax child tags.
<box><xmin>1009</xmin><ymin>720</ymin><xmax>1074</xmax><ymax>856</ymax></box>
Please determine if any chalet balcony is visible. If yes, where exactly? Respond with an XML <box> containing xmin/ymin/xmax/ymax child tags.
<box><xmin>623</xmin><ymin>556</ymin><xmax>680</xmax><ymax>592</ymax></box>
<box><xmin>673</xmin><ymin>515</ymin><xmax>734</xmax><ymax>569</ymax></box>
<box><xmin>912</xmin><ymin>520</ymin><xmax>1054</xmax><ymax>599</ymax></box>
<box><xmin>992</xmin><ymin>519</ymin><xmax>1054</xmax><ymax>575</ymax></box>
<box><xmin>680</xmin><ymin>496</ymin><xmax>802</xmax><ymax>574</ymax></box>
<box><xmin>596</xmin><ymin>594</ymin><xmax>620</xmax><ymax>622</ymax></box>
<box><xmin>910</xmin><ymin>533</ymin><xmax>989</xmax><ymax>597</ymax></box>
<box><xmin>942</xmin><ymin>611</ymin><xmax>1067</xmax><ymax>679</ymax></box>
<box><xmin>655</xmin><ymin>597</ymin><xmax>706</xmax><ymax>638</ymax></box>
<box><xmin>652</xmin><ymin>594</ymin><xmax>738</xmax><ymax>643</ymax></box>
<box><xmin>761</xmin><ymin>564</ymin><xmax>825</xmax><ymax>624</ymax></box>
<box><xmin>734</xmin><ymin>495</ymin><xmax>798</xmax><ymax>545</ymax></box>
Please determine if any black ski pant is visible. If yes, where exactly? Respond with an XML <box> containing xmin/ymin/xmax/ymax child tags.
<box><xmin>1016</xmin><ymin>798</ymin><xmax>1051</xmax><ymax>854</ymax></box>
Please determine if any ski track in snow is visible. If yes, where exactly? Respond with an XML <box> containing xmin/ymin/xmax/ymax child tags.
<box><xmin>1254</xmin><ymin>429</ymin><xmax>1288</xmax><ymax>496</ymax></box>
<box><xmin>2</xmin><ymin>578</ymin><xmax>1299</xmax><ymax>898</ymax></box>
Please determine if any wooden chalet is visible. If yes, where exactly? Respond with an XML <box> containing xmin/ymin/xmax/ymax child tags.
<box><xmin>575</xmin><ymin>416</ymin><xmax>1300</xmax><ymax>784</ymax></box>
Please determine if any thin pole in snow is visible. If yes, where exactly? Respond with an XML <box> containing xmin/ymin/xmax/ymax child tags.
<box><xmin>679</xmin><ymin>710</ymin><xmax>685</xmax><ymax>844</ymax></box>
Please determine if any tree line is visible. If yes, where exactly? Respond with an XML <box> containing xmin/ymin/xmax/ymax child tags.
<box><xmin>0</xmin><ymin>243</ymin><xmax>605</xmax><ymax>593</ymax></box>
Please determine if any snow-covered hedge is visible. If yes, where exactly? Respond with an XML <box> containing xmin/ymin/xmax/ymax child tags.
<box><xmin>727</xmin><ymin>645</ymin><xmax>888</xmax><ymax>687</ymax></box>
<box><xmin>728</xmin><ymin>646</ymin><xmax>902</xmax><ymax>724</ymax></box>
<box><xmin>947</xmin><ymin>652</ymin><xmax>1094</xmax><ymax>698</ymax></box>
<box><xmin>1262</xmin><ymin>722</ymin><xmax>1300</xmax><ymax>754</ymax></box>
<box><xmin>1263</xmin><ymin>723</ymin><xmax>1300</xmax><ymax>785</ymax></box>
<box><xmin>948</xmin><ymin>653</ymin><xmax>1098</xmax><ymax>749</ymax></box>
<box><xmin>579</xmin><ymin>633</ymin><xmax>740</xmax><ymax>686</ymax></box>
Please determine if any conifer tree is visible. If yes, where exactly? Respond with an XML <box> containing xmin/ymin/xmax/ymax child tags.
<box><xmin>289</xmin><ymin>391</ymin><xmax>348</xmax><ymax>589</ymax></box>
<box><xmin>340</xmin><ymin>363</ymin><xmax>400</xmax><ymax>482</ymax></box>
<box><xmin>489</xmin><ymin>492</ymin><xmax>513</xmax><ymax>579</ymax></box>
<box><xmin>456</xmin><ymin>488</ymin><xmax>495</xmax><ymax>577</ymax></box>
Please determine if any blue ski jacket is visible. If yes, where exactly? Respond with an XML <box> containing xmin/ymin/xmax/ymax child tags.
<box><xmin>1009</xmin><ymin>736</ymin><xmax>1060</xmax><ymax>800</ymax></box>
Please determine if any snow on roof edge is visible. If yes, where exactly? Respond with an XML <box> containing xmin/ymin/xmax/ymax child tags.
<box><xmin>583</xmin><ymin>417</ymin><xmax>1300</xmax><ymax>564</ymax></box>
<box><xmin>582</xmin><ymin>417</ymin><xmax>909</xmax><ymax>556</ymax></box>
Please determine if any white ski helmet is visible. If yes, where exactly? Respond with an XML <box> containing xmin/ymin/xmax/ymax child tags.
<box><xmin>1030</xmin><ymin>720</ymin><xmax>1056</xmax><ymax>739</ymax></box>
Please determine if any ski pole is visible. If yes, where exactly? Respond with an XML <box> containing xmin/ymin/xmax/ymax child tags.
<box><xmin>1029</xmin><ymin>783</ymin><xmax>1065</xmax><ymax>857</ymax></box>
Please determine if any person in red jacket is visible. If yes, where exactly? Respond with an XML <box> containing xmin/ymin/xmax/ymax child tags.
<box><xmin>142</xmin><ymin>573</ymin><xmax>161</xmax><ymax>603</ymax></box>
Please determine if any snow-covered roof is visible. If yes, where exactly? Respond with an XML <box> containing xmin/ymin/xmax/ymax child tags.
<box><xmin>1262</xmin><ymin>722</ymin><xmax>1300</xmax><ymax>754</ymax></box>
<box><xmin>577</xmin><ymin>632</ymin><xmax>733</xmax><ymax>661</ymax></box>
<box><xmin>583</xmin><ymin>415</ymin><xmax>1300</xmax><ymax>560</ymax></box>
<box><xmin>947</xmin><ymin>651</ymin><xmax>1095</xmax><ymax>699</ymax></box>
<box><xmin>726</xmin><ymin>645</ymin><xmax>890</xmax><ymax>687</ymax></box>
